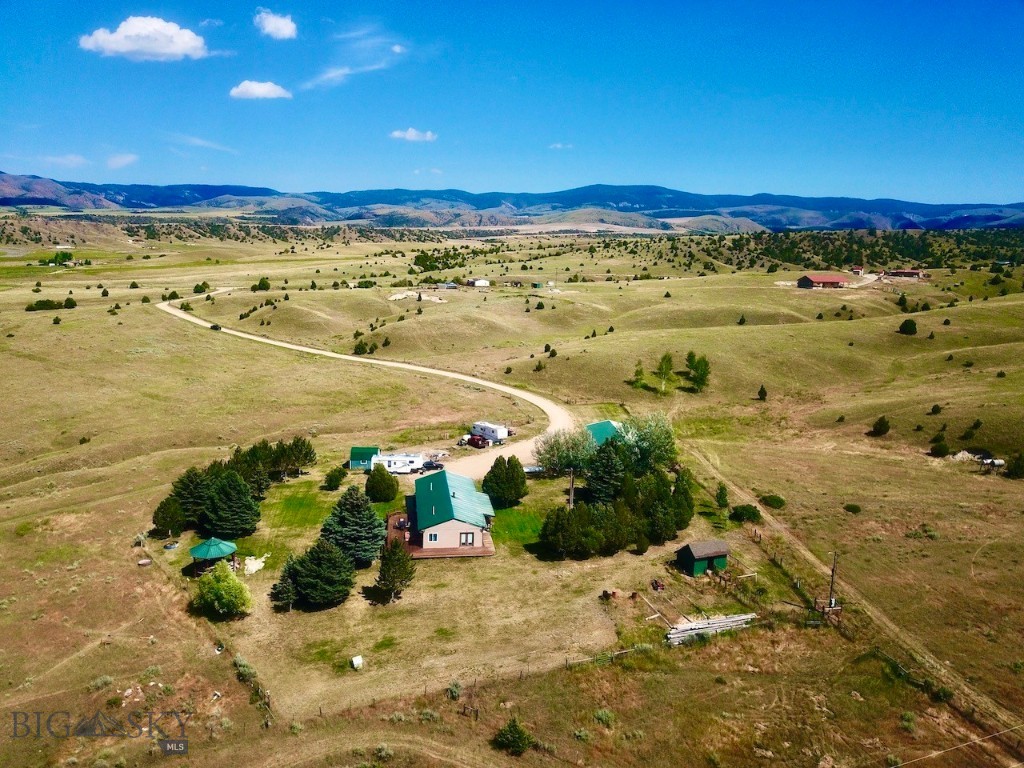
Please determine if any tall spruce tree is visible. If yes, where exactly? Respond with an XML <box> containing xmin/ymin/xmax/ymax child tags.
<box><xmin>171</xmin><ymin>466</ymin><xmax>211</xmax><ymax>529</ymax></box>
<box><xmin>375</xmin><ymin>538</ymin><xmax>416</xmax><ymax>603</ymax></box>
<box><xmin>201</xmin><ymin>470</ymin><xmax>260</xmax><ymax>539</ymax></box>
<box><xmin>321</xmin><ymin>485</ymin><xmax>387</xmax><ymax>568</ymax></box>
<box><xmin>365</xmin><ymin>463</ymin><xmax>399</xmax><ymax>502</ymax></box>
<box><xmin>152</xmin><ymin>495</ymin><xmax>185</xmax><ymax>537</ymax></box>
<box><xmin>290</xmin><ymin>539</ymin><xmax>354</xmax><ymax>607</ymax></box>
<box><xmin>482</xmin><ymin>456</ymin><xmax>529</xmax><ymax>508</ymax></box>
<box><xmin>586</xmin><ymin>441</ymin><xmax>625</xmax><ymax>503</ymax></box>
<box><xmin>269</xmin><ymin>555</ymin><xmax>298</xmax><ymax>611</ymax></box>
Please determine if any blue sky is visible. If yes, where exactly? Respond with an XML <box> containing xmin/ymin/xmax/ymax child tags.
<box><xmin>2</xmin><ymin>1</ymin><xmax>1023</xmax><ymax>202</ymax></box>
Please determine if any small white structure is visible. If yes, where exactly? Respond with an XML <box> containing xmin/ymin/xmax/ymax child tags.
<box><xmin>467</xmin><ymin>278</ymin><xmax>490</xmax><ymax>287</ymax></box>
<box><xmin>351</xmin><ymin>655</ymin><xmax>363</xmax><ymax>670</ymax></box>
<box><xmin>471</xmin><ymin>421</ymin><xmax>509</xmax><ymax>443</ymax></box>
<box><xmin>370</xmin><ymin>453</ymin><xmax>425</xmax><ymax>475</ymax></box>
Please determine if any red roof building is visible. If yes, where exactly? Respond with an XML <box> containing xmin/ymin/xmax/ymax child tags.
<box><xmin>797</xmin><ymin>274</ymin><xmax>849</xmax><ymax>289</ymax></box>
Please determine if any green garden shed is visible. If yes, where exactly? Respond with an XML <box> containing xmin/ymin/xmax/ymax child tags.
<box><xmin>677</xmin><ymin>540</ymin><xmax>730</xmax><ymax>576</ymax></box>
<box><xmin>349</xmin><ymin>446</ymin><xmax>380</xmax><ymax>471</ymax></box>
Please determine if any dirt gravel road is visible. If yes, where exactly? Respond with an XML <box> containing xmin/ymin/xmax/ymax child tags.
<box><xmin>156</xmin><ymin>295</ymin><xmax>575</xmax><ymax>479</ymax></box>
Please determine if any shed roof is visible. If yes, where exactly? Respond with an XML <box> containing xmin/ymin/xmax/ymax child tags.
<box><xmin>680</xmin><ymin>539</ymin><xmax>730</xmax><ymax>560</ymax></box>
<box><xmin>585</xmin><ymin>420</ymin><xmax>621</xmax><ymax>446</ymax></box>
<box><xmin>414</xmin><ymin>471</ymin><xmax>494</xmax><ymax>531</ymax></box>
<box><xmin>350</xmin><ymin>446</ymin><xmax>380</xmax><ymax>462</ymax></box>
<box><xmin>803</xmin><ymin>274</ymin><xmax>848</xmax><ymax>284</ymax></box>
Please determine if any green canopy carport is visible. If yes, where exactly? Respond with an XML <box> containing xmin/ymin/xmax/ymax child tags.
<box><xmin>189</xmin><ymin>537</ymin><xmax>237</xmax><ymax>561</ymax></box>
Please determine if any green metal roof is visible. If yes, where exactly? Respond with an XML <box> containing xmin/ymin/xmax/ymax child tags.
<box><xmin>585</xmin><ymin>420</ymin><xmax>621</xmax><ymax>446</ymax></box>
<box><xmin>189</xmin><ymin>537</ymin><xmax>237</xmax><ymax>560</ymax></box>
<box><xmin>349</xmin><ymin>446</ymin><xmax>380</xmax><ymax>462</ymax></box>
<box><xmin>414</xmin><ymin>471</ymin><xmax>494</xmax><ymax>531</ymax></box>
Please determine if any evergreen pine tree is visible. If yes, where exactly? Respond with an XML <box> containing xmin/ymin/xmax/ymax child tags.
<box><xmin>171</xmin><ymin>466</ymin><xmax>211</xmax><ymax>529</ymax></box>
<box><xmin>715</xmin><ymin>482</ymin><xmax>729</xmax><ymax>509</ymax></box>
<box><xmin>202</xmin><ymin>470</ymin><xmax>260</xmax><ymax>539</ymax></box>
<box><xmin>506</xmin><ymin>455</ymin><xmax>528</xmax><ymax>503</ymax></box>
<box><xmin>291</xmin><ymin>539</ymin><xmax>354</xmax><ymax>607</ymax></box>
<box><xmin>269</xmin><ymin>555</ymin><xmax>298</xmax><ymax>611</ymax></box>
<box><xmin>672</xmin><ymin>471</ymin><xmax>695</xmax><ymax>531</ymax></box>
<box><xmin>321</xmin><ymin>485</ymin><xmax>387</xmax><ymax>568</ymax></box>
<box><xmin>152</xmin><ymin>495</ymin><xmax>185</xmax><ymax>537</ymax></box>
<box><xmin>758</xmin><ymin>384</ymin><xmax>768</xmax><ymax>401</ymax></box>
<box><xmin>365</xmin><ymin>463</ymin><xmax>399</xmax><ymax>502</ymax></box>
<box><xmin>375</xmin><ymin>538</ymin><xmax>416</xmax><ymax>602</ymax></box>
<box><xmin>585</xmin><ymin>441</ymin><xmax>625</xmax><ymax>503</ymax></box>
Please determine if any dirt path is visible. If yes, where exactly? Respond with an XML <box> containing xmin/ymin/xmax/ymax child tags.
<box><xmin>689</xmin><ymin>446</ymin><xmax>1023</xmax><ymax>745</ymax></box>
<box><xmin>155</xmin><ymin>293</ymin><xmax>575</xmax><ymax>479</ymax></box>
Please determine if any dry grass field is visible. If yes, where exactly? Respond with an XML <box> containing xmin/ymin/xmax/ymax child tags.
<box><xmin>2</xmin><ymin>216</ymin><xmax>1023</xmax><ymax>767</ymax></box>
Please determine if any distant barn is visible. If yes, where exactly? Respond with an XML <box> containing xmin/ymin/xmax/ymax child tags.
<box><xmin>797</xmin><ymin>274</ymin><xmax>849</xmax><ymax>289</ymax></box>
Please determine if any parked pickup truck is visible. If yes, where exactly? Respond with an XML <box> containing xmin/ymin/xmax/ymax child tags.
<box><xmin>467</xmin><ymin>434</ymin><xmax>489</xmax><ymax>449</ymax></box>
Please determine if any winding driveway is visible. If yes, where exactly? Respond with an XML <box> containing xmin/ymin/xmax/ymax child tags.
<box><xmin>156</xmin><ymin>294</ymin><xmax>575</xmax><ymax>479</ymax></box>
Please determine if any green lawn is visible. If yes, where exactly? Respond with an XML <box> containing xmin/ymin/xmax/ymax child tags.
<box><xmin>233</xmin><ymin>478</ymin><xmax>335</xmax><ymax>569</ymax></box>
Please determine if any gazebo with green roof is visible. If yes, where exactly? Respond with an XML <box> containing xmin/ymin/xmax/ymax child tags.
<box><xmin>189</xmin><ymin>537</ymin><xmax>237</xmax><ymax>561</ymax></box>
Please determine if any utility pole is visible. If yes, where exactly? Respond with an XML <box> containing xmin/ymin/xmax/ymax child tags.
<box><xmin>568</xmin><ymin>467</ymin><xmax>575</xmax><ymax>509</ymax></box>
<box><xmin>827</xmin><ymin>551</ymin><xmax>838</xmax><ymax>609</ymax></box>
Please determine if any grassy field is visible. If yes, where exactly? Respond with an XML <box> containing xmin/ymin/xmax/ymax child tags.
<box><xmin>2</xmin><ymin>217</ymin><xmax>1023</xmax><ymax>767</ymax></box>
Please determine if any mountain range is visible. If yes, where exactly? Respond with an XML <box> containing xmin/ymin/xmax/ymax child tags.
<box><xmin>2</xmin><ymin>171</ymin><xmax>1023</xmax><ymax>232</ymax></box>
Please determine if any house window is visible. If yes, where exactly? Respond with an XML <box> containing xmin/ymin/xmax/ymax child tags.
<box><xmin>428</xmin><ymin>533</ymin><xmax>438</xmax><ymax>543</ymax></box>
<box><xmin>459</xmin><ymin>532</ymin><xmax>474</xmax><ymax>547</ymax></box>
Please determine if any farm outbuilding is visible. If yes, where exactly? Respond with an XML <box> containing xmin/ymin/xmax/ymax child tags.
<box><xmin>585</xmin><ymin>420</ymin><xmax>622</xmax><ymax>446</ymax></box>
<box><xmin>797</xmin><ymin>274</ymin><xmax>849</xmax><ymax>289</ymax></box>
<box><xmin>348</xmin><ymin>446</ymin><xmax>380</xmax><ymax>471</ymax></box>
<box><xmin>677</xmin><ymin>540</ymin><xmax>730</xmax><ymax>576</ymax></box>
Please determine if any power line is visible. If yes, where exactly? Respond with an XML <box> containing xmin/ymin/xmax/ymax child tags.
<box><xmin>891</xmin><ymin>722</ymin><xmax>1024</xmax><ymax>767</ymax></box>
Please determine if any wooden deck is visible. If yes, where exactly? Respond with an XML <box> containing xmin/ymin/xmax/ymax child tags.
<box><xmin>386</xmin><ymin>513</ymin><xmax>495</xmax><ymax>559</ymax></box>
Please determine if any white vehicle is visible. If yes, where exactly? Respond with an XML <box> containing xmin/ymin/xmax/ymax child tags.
<box><xmin>370</xmin><ymin>453</ymin><xmax>425</xmax><ymax>475</ymax></box>
<box><xmin>471</xmin><ymin>421</ymin><xmax>510</xmax><ymax>443</ymax></box>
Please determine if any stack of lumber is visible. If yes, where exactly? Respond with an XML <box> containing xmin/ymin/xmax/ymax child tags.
<box><xmin>665</xmin><ymin>613</ymin><xmax>757</xmax><ymax>646</ymax></box>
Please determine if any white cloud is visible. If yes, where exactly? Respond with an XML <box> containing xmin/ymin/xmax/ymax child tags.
<box><xmin>169</xmin><ymin>133</ymin><xmax>237</xmax><ymax>154</ymax></box>
<box><xmin>254</xmin><ymin>8</ymin><xmax>297</xmax><ymax>40</ymax></box>
<box><xmin>79</xmin><ymin>16</ymin><xmax>208</xmax><ymax>61</ymax></box>
<box><xmin>229</xmin><ymin>80</ymin><xmax>292</xmax><ymax>99</ymax></box>
<box><xmin>548</xmin><ymin>142</ymin><xmax>574</xmax><ymax>150</ymax></box>
<box><xmin>303</xmin><ymin>62</ymin><xmax>386</xmax><ymax>89</ymax></box>
<box><xmin>391</xmin><ymin>44</ymin><xmax>406</xmax><ymax>54</ymax></box>
<box><xmin>413</xmin><ymin>168</ymin><xmax>443</xmax><ymax>176</ymax></box>
<box><xmin>390</xmin><ymin>127</ymin><xmax>437</xmax><ymax>142</ymax></box>
<box><xmin>42</xmin><ymin>154</ymin><xmax>90</xmax><ymax>168</ymax></box>
<box><xmin>107</xmin><ymin>153</ymin><xmax>139</xmax><ymax>169</ymax></box>
<box><xmin>199</xmin><ymin>18</ymin><xmax>223</xmax><ymax>28</ymax></box>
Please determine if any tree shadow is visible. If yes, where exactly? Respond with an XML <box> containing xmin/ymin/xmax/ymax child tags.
<box><xmin>523</xmin><ymin>541</ymin><xmax>563</xmax><ymax>562</ymax></box>
<box><xmin>360</xmin><ymin>584</ymin><xmax>393</xmax><ymax>606</ymax></box>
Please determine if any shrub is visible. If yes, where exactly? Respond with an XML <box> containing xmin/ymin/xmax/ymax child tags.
<box><xmin>869</xmin><ymin>416</ymin><xmax>890</xmax><ymax>436</ymax></box>
<box><xmin>758</xmin><ymin>494</ymin><xmax>785</xmax><ymax>509</ymax></box>
<box><xmin>594</xmin><ymin>708</ymin><xmax>615</xmax><ymax>727</ymax></box>
<box><xmin>445</xmin><ymin>680</ymin><xmax>462</xmax><ymax>700</ymax></box>
<box><xmin>494</xmin><ymin>717</ymin><xmax>535</xmax><ymax>756</ymax></box>
<box><xmin>997</xmin><ymin>370</ymin><xmax>1006</xmax><ymax>378</ymax></box>
<box><xmin>897</xmin><ymin>318</ymin><xmax>918</xmax><ymax>335</ymax></box>
<box><xmin>715</xmin><ymin>482</ymin><xmax>729</xmax><ymax>509</ymax></box>
<box><xmin>1004</xmin><ymin>453</ymin><xmax>1024</xmax><ymax>480</ymax></box>
<box><xmin>87</xmin><ymin>675</ymin><xmax>114</xmax><ymax>692</ymax></box>
<box><xmin>233</xmin><ymin>656</ymin><xmax>258</xmax><ymax>684</ymax></box>
<box><xmin>193</xmin><ymin>561</ymin><xmax>252</xmax><ymax>618</ymax></box>
<box><xmin>321</xmin><ymin>466</ymin><xmax>347</xmax><ymax>491</ymax></box>
<box><xmin>729</xmin><ymin>504</ymin><xmax>762</xmax><ymax>524</ymax></box>
<box><xmin>843</xmin><ymin>503</ymin><xmax>861</xmax><ymax>514</ymax></box>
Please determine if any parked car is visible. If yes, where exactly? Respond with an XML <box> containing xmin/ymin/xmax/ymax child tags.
<box><xmin>523</xmin><ymin>465</ymin><xmax>544</xmax><ymax>476</ymax></box>
<box><xmin>467</xmin><ymin>434</ymin><xmax>489</xmax><ymax>449</ymax></box>
<box><xmin>422</xmin><ymin>460</ymin><xmax>445</xmax><ymax>471</ymax></box>
<box><xmin>210</xmin><ymin>324</ymin><xmax>221</xmax><ymax>331</ymax></box>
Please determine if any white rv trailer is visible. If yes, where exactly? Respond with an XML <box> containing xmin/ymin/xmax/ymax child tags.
<box><xmin>471</xmin><ymin>421</ymin><xmax>510</xmax><ymax>443</ymax></box>
<box><xmin>370</xmin><ymin>453</ymin><xmax>425</xmax><ymax>475</ymax></box>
